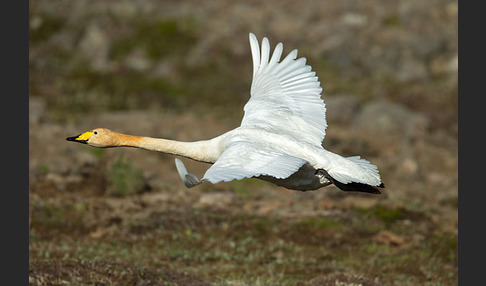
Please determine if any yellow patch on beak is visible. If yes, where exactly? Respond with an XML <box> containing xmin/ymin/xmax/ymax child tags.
<box><xmin>77</xmin><ymin>131</ymin><xmax>94</xmax><ymax>141</ymax></box>
<box><xmin>66</xmin><ymin>131</ymin><xmax>93</xmax><ymax>144</ymax></box>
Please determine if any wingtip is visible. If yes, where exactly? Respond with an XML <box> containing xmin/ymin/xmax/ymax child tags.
<box><xmin>290</xmin><ymin>48</ymin><xmax>299</xmax><ymax>59</ymax></box>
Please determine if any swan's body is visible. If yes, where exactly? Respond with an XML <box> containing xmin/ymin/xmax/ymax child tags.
<box><xmin>67</xmin><ymin>33</ymin><xmax>384</xmax><ymax>194</ymax></box>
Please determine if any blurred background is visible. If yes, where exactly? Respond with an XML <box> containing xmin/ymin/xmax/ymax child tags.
<box><xmin>29</xmin><ymin>0</ymin><xmax>457</xmax><ymax>285</ymax></box>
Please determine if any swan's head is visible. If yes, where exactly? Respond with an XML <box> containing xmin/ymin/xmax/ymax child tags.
<box><xmin>66</xmin><ymin>128</ymin><xmax>119</xmax><ymax>147</ymax></box>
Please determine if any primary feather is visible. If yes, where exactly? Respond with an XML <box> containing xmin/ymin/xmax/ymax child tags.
<box><xmin>242</xmin><ymin>33</ymin><xmax>327</xmax><ymax>147</ymax></box>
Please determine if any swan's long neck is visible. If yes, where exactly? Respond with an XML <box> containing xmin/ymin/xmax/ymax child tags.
<box><xmin>114</xmin><ymin>133</ymin><xmax>223</xmax><ymax>163</ymax></box>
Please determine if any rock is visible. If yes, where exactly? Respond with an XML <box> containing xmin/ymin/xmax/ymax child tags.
<box><xmin>341</xmin><ymin>13</ymin><xmax>368</xmax><ymax>27</ymax></box>
<box><xmin>395</xmin><ymin>59</ymin><xmax>428</xmax><ymax>82</ymax></box>
<box><xmin>447</xmin><ymin>54</ymin><xmax>459</xmax><ymax>74</ymax></box>
<box><xmin>30</xmin><ymin>16</ymin><xmax>43</xmax><ymax>30</ymax></box>
<box><xmin>429</xmin><ymin>54</ymin><xmax>458</xmax><ymax>76</ymax></box>
<box><xmin>124</xmin><ymin>48</ymin><xmax>152</xmax><ymax>72</ymax></box>
<box><xmin>353</xmin><ymin>100</ymin><xmax>429</xmax><ymax>135</ymax></box>
<box><xmin>195</xmin><ymin>192</ymin><xmax>234</xmax><ymax>209</ymax></box>
<box><xmin>139</xmin><ymin>192</ymin><xmax>171</xmax><ymax>206</ymax></box>
<box><xmin>373</xmin><ymin>230</ymin><xmax>405</xmax><ymax>245</ymax></box>
<box><xmin>398</xmin><ymin>157</ymin><xmax>420</xmax><ymax>177</ymax></box>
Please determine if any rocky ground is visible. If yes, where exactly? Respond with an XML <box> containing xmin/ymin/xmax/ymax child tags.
<box><xmin>29</xmin><ymin>1</ymin><xmax>457</xmax><ymax>285</ymax></box>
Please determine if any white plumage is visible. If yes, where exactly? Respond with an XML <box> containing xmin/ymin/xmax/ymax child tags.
<box><xmin>67</xmin><ymin>33</ymin><xmax>384</xmax><ymax>194</ymax></box>
<box><xmin>183</xmin><ymin>33</ymin><xmax>384</xmax><ymax>193</ymax></box>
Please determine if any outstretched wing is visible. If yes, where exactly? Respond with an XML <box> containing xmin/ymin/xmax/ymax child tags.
<box><xmin>241</xmin><ymin>33</ymin><xmax>327</xmax><ymax>146</ymax></box>
<box><xmin>202</xmin><ymin>141</ymin><xmax>307</xmax><ymax>184</ymax></box>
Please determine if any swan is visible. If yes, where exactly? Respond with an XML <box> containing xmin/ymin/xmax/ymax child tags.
<box><xmin>67</xmin><ymin>33</ymin><xmax>385</xmax><ymax>194</ymax></box>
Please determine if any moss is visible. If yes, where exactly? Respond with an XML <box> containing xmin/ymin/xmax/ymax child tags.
<box><xmin>29</xmin><ymin>16</ymin><xmax>65</xmax><ymax>43</ymax></box>
<box><xmin>106</xmin><ymin>155</ymin><xmax>146</xmax><ymax>197</ymax></box>
<box><xmin>30</xmin><ymin>203</ymin><xmax>89</xmax><ymax>237</ymax></box>
<box><xmin>441</xmin><ymin>196</ymin><xmax>458</xmax><ymax>209</ymax></box>
<box><xmin>298</xmin><ymin>218</ymin><xmax>342</xmax><ymax>229</ymax></box>
<box><xmin>382</xmin><ymin>14</ymin><xmax>402</xmax><ymax>27</ymax></box>
<box><xmin>356</xmin><ymin>205</ymin><xmax>407</xmax><ymax>224</ymax></box>
<box><xmin>111</xmin><ymin>19</ymin><xmax>198</xmax><ymax>61</ymax></box>
<box><xmin>37</xmin><ymin>164</ymin><xmax>50</xmax><ymax>175</ymax></box>
<box><xmin>230</xmin><ymin>179</ymin><xmax>266</xmax><ymax>197</ymax></box>
<box><xmin>88</xmin><ymin>147</ymin><xmax>106</xmax><ymax>159</ymax></box>
<box><xmin>428</xmin><ymin>232</ymin><xmax>458</xmax><ymax>265</ymax></box>
<box><xmin>59</xmin><ymin>67</ymin><xmax>187</xmax><ymax>112</ymax></box>
<box><xmin>40</xmin><ymin>204</ymin><xmax>66</xmax><ymax>220</ymax></box>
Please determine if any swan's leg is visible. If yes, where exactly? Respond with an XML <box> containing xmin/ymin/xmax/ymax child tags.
<box><xmin>175</xmin><ymin>158</ymin><xmax>201</xmax><ymax>188</ymax></box>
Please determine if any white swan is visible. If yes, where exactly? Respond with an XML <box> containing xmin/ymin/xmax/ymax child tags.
<box><xmin>67</xmin><ymin>33</ymin><xmax>384</xmax><ymax>194</ymax></box>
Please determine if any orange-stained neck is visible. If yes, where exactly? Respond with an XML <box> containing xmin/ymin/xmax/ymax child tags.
<box><xmin>114</xmin><ymin>132</ymin><xmax>223</xmax><ymax>163</ymax></box>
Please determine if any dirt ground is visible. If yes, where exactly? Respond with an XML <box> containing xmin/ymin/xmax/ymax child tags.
<box><xmin>29</xmin><ymin>1</ymin><xmax>457</xmax><ymax>285</ymax></box>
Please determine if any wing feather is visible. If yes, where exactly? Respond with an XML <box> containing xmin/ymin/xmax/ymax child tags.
<box><xmin>243</xmin><ymin>33</ymin><xmax>327</xmax><ymax>146</ymax></box>
<box><xmin>203</xmin><ymin>141</ymin><xmax>307</xmax><ymax>184</ymax></box>
<box><xmin>281</xmin><ymin>71</ymin><xmax>316</xmax><ymax>85</ymax></box>
<box><xmin>269</xmin><ymin>42</ymin><xmax>283</xmax><ymax>66</ymax></box>
<box><xmin>260</xmin><ymin>37</ymin><xmax>270</xmax><ymax>70</ymax></box>
<box><xmin>249</xmin><ymin>33</ymin><xmax>261</xmax><ymax>77</ymax></box>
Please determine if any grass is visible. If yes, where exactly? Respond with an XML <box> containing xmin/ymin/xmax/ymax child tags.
<box><xmin>29</xmin><ymin>16</ymin><xmax>65</xmax><ymax>43</ymax></box>
<box><xmin>297</xmin><ymin>217</ymin><xmax>342</xmax><ymax>229</ymax></box>
<box><xmin>111</xmin><ymin>19</ymin><xmax>198</xmax><ymax>61</ymax></box>
<box><xmin>230</xmin><ymin>178</ymin><xmax>268</xmax><ymax>197</ymax></box>
<box><xmin>106</xmin><ymin>155</ymin><xmax>146</xmax><ymax>197</ymax></box>
<box><xmin>355</xmin><ymin>205</ymin><xmax>408</xmax><ymax>225</ymax></box>
<box><xmin>29</xmin><ymin>201</ymin><xmax>458</xmax><ymax>285</ymax></box>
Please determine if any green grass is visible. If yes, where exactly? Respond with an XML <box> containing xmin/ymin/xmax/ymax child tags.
<box><xmin>88</xmin><ymin>147</ymin><xmax>107</xmax><ymax>159</ymax></box>
<box><xmin>36</xmin><ymin>164</ymin><xmax>50</xmax><ymax>176</ymax></box>
<box><xmin>29</xmin><ymin>204</ymin><xmax>457</xmax><ymax>285</ymax></box>
<box><xmin>29</xmin><ymin>16</ymin><xmax>65</xmax><ymax>43</ymax></box>
<box><xmin>111</xmin><ymin>19</ymin><xmax>198</xmax><ymax>61</ymax></box>
<box><xmin>230</xmin><ymin>178</ymin><xmax>267</xmax><ymax>197</ymax></box>
<box><xmin>355</xmin><ymin>204</ymin><xmax>408</xmax><ymax>224</ymax></box>
<box><xmin>297</xmin><ymin>217</ymin><xmax>342</xmax><ymax>229</ymax></box>
<box><xmin>106</xmin><ymin>155</ymin><xmax>146</xmax><ymax>197</ymax></box>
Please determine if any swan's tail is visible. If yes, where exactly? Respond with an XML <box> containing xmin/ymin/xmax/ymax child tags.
<box><xmin>317</xmin><ymin>155</ymin><xmax>385</xmax><ymax>194</ymax></box>
<box><xmin>317</xmin><ymin>168</ymin><xmax>384</xmax><ymax>194</ymax></box>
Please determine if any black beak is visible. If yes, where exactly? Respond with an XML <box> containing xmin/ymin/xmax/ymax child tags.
<box><xmin>66</xmin><ymin>134</ymin><xmax>88</xmax><ymax>144</ymax></box>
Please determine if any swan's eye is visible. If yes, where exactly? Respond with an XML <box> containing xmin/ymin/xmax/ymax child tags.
<box><xmin>94</xmin><ymin>131</ymin><xmax>98</xmax><ymax>135</ymax></box>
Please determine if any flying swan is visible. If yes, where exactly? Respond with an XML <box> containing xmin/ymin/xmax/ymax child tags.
<box><xmin>67</xmin><ymin>33</ymin><xmax>385</xmax><ymax>194</ymax></box>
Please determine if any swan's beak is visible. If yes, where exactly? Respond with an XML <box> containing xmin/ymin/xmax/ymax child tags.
<box><xmin>66</xmin><ymin>131</ymin><xmax>93</xmax><ymax>144</ymax></box>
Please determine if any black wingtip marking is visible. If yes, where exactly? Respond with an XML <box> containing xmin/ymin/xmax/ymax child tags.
<box><xmin>333</xmin><ymin>180</ymin><xmax>382</xmax><ymax>194</ymax></box>
<box><xmin>316</xmin><ymin>169</ymin><xmax>384</xmax><ymax>194</ymax></box>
